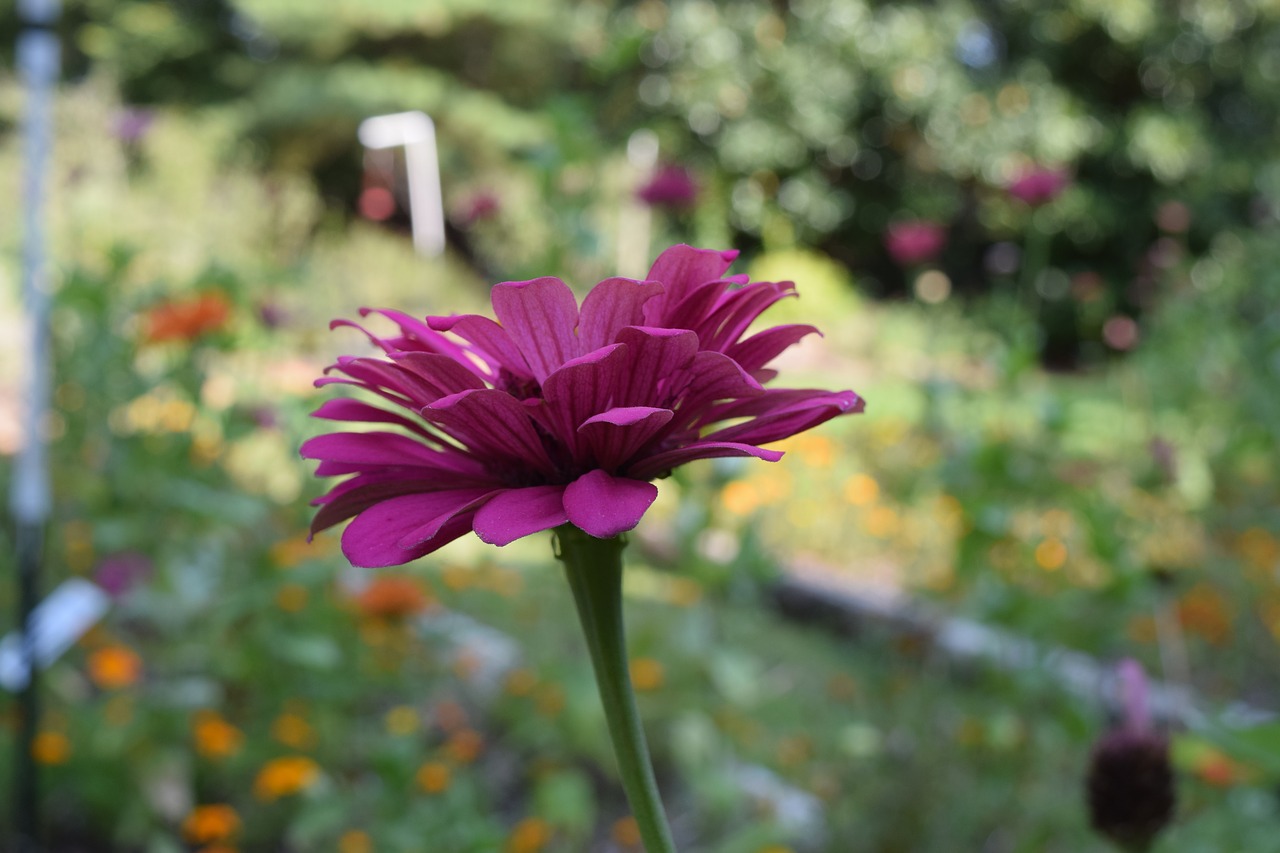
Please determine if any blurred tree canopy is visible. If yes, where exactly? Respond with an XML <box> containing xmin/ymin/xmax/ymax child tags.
<box><xmin>8</xmin><ymin>0</ymin><xmax>1279</xmax><ymax>356</ymax></box>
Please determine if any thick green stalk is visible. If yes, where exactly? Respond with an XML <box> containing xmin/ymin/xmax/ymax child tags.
<box><xmin>555</xmin><ymin>526</ymin><xmax>677</xmax><ymax>853</ymax></box>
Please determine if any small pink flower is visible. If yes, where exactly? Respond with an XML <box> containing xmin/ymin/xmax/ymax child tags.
<box><xmin>457</xmin><ymin>191</ymin><xmax>501</xmax><ymax>227</ymax></box>
<box><xmin>303</xmin><ymin>245</ymin><xmax>862</xmax><ymax>567</ymax></box>
<box><xmin>884</xmin><ymin>220</ymin><xmax>947</xmax><ymax>267</ymax></box>
<box><xmin>95</xmin><ymin>552</ymin><xmax>153</xmax><ymax>599</ymax></box>
<box><xmin>112</xmin><ymin>108</ymin><xmax>154</xmax><ymax>144</ymax></box>
<box><xmin>1007</xmin><ymin>166</ymin><xmax>1071</xmax><ymax>206</ymax></box>
<box><xmin>636</xmin><ymin>166</ymin><xmax>699</xmax><ymax>210</ymax></box>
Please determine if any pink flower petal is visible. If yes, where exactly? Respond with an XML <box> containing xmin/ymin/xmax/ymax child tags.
<box><xmin>490</xmin><ymin>276</ymin><xmax>580</xmax><ymax>382</ymax></box>
<box><xmin>703</xmin><ymin>390</ymin><xmax>864</xmax><ymax>445</ymax></box>
<box><xmin>612</xmin><ymin>326</ymin><xmax>699</xmax><ymax>407</ymax></box>
<box><xmin>310</xmin><ymin>398</ymin><xmax>439</xmax><ymax>441</ymax></box>
<box><xmin>359</xmin><ymin>308</ymin><xmax>477</xmax><ymax>363</ymax></box>
<box><xmin>422</xmin><ymin>389</ymin><xmax>559</xmax><ymax>476</ymax></box>
<box><xmin>727</xmin><ymin>324</ymin><xmax>820</xmax><ymax>375</ymax></box>
<box><xmin>311</xmin><ymin>474</ymin><xmax>476</xmax><ymax>536</ymax></box>
<box><xmin>699</xmin><ymin>281</ymin><xmax>797</xmax><ymax>352</ymax></box>
<box><xmin>627</xmin><ymin>441</ymin><xmax>785</xmax><ymax>480</ymax></box>
<box><xmin>672</xmin><ymin>351</ymin><xmax>764</xmax><ymax>427</ymax></box>
<box><xmin>643</xmin><ymin>244</ymin><xmax>739</xmax><ymax>323</ymax></box>
<box><xmin>390</xmin><ymin>352</ymin><xmax>488</xmax><ymax>399</ymax></box>
<box><xmin>563</xmin><ymin>470</ymin><xmax>657</xmax><ymax>538</ymax></box>
<box><xmin>341</xmin><ymin>489</ymin><xmax>494</xmax><ymax>567</ymax></box>
<box><xmin>541</xmin><ymin>343</ymin><xmax>630</xmax><ymax>456</ymax></box>
<box><xmin>578</xmin><ymin>406</ymin><xmax>674</xmax><ymax>471</ymax></box>
<box><xmin>472</xmin><ymin>485</ymin><xmax>569</xmax><ymax>545</ymax></box>
<box><xmin>301</xmin><ymin>431</ymin><xmax>472</xmax><ymax>470</ymax></box>
<box><xmin>576</xmin><ymin>277</ymin><xmax>664</xmax><ymax>353</ymax></box>
<box><xmin>428</xmin><ymin>312</ymin><xmax>532</xmax><ymax>380</ymax></box>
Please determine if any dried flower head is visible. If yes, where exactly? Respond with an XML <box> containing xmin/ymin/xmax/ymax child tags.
<box><xmin>303</xmin><ymin>245</ymin><xmax>862</xmax><ymax>567</ymax></box>
<box><xmin>1086</xmin><ymin>660</ymin><xmax>1176</xmax><ymax>852</ymax></box>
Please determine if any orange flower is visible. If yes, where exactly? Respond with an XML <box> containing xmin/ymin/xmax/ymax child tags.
<box><xmin>193</xmin><ymin>711</ymin><xmax>244</xmax><ymax>759</ymax></box>
<box><xmin>416</xmin><ymin>761</ymin><xmax>451</xmax><ymax>794</ymax></box>
<box><xmin>182</xmin><ymin>804</ymin><xmax>241</xmax><ymax>844</ymax></box>
<box><xmin>1176</xmin><ymin>583</ymin><xmax>1233</xmax><ymax>645</ymax></box>
<box><xmin>142</xmin><ymin>292</ymin><xmax>231</xmax><ymax>343</ymax></box>
<box><xmin>629</xmin><ymin>658</ymin><xmax>664</xmax><ymax>692</ymax></box>
<box><xmin>31</xmin><ymin>731</ymin><xmax>70</xmax><ymax>765</ymax></box>
<box><xmin>253</xmin><ymin>756</ymin><xmax>321</xmax><ymax>801</ymax></box>
<box><xmin>444</xmin><ymin>728</ymin><xmax>485</xmax><ymax>764</ymax></box>
<box><xmin>434</xmin><ymin>699</ymin><xmax>469</xmax><ymax>733</ymax></box>
<box><xmin>1194</xmin><ymin>750</ymin><xmax>1254</xmax><ymax>787</ymax></box>
<box><xmin>87</xmin><ymin>645</ymin><xmax>143</xmax><ymax>690</ymax></box>
<box><xmin>611</xmin><ymin>817</ymin><xmax>641</xmax><ymax>848</ymax></box>
<box><xmin>271</xmin><ymin>712</ymin><xmax>316</xmax><ymax>750</ymax></box>
<box><xmin>506</xmin><ymin>817</ymin><xmax>552</xmax><ymax>853</ymax></box>
<box><xmin>503</xmin><ymin>668</ymin><xmax>538</xmax><ymax>697</ymax></box>
<box><xmin>354</xmin><ymin>575</ymin><xmax>432</xmax><ymax>619</ymax></box>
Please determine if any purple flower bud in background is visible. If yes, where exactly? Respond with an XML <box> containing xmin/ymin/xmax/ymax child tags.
<box><xmin>884</xmin><ymin>220</ymin><xmax>948</xmax><ymax>267</ymax></box>
<box><xmin>1086</xmin><ymin>659</ymin><xmax>1176</xmax><ymax>852</ymax></box>
<box><xmin>1007</xmin><ymin>166</ymin><xmax>1070</xmax><ymax>207</ymax></box>
<box><xmin>457</xmin><ymin>190</ymin><xmax>501</xmax><ymax>227</ymax></box>
<box><xmin>258</xmin><ymin>301</ymin><xmax>288</xmax><ymax>329</ymax></box>
<box><xmin>112</xmin><ymin>108</ymin><xmax>155</xmax><ymax>144</ymax></box>
<box><xmin>95</xmin><ymin>552</ymin><xmax>154</xmax><ymax>599</ymax></box>
<box><xmin>636</xmin><ymin>165</ymin><xmax>699</xmax><ymax>210</ymax></box>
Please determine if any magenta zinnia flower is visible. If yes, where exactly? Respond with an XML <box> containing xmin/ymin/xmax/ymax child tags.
<box><xmin>636</xmin><ymin>165</ymin><xmax>699</xmax><ymax>210</ymax></box>
<box><xmin>302</xmin><ymin>245</ymin><xmax>862</xmax><ymax>568</ymax></box>
<box><xmin>1007</xmin><ymin>166</ymin><xmax>1071</xmax><ymax>206</ymax></box>
<box><xmin>884</xmin><ymin>220</ymin><xmax>948</xmax><ymax>267</ymax></box>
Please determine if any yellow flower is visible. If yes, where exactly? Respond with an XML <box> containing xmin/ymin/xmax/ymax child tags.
<box><xmin>629</xmin><ymin>658</ymin><xmax>665</xmax><ymax>692</ymax></box>
<box><xmin>182</xmin><ymin>804</ymin><xmax>240</xmax><ymax>844</ymax></box>
<box><xmin>721</xmin><ymin>480</ymin><xmax>762</xmax><ymax>516</ymax></box>
<box><xmin>384</xmin><ymin>705</ymin><xmax>419</xmax><ymax>736</ymax></box>
<box><xmin>87</xmin><ymin>645</ymin><xmax>143</xmax><ymax>690</ymax></box>
<box><xmin>1034</xmin><ymin>537</ymin><xmax>1067</xmax><ymax>571</ymax></box>
<box><xmin>271</xmin><ymin>712</ymin><xmax>317</xmax><ymax>750</ymax></box>
<box><xmin>32</xmin><ymin>731</ymin><xmax>70</xmax><ymax>765</ymax></box>
<box><xmin>338</xmin><ymin>829</ymin><xmax>374</xmax><ymax>853</ymax></box>
<box><xmin>842</xmin><ymin>473</ymin><xmax>879</xmax><ymax>506</ymax></box>
<box><xmin>506</xmin><ymin>817</ymin><xmax>552</xmax><ymax>853</ymax></box>
<box><xmin>416</xmin><ymin>761</ymin><xmax>451</xmax><ymax>794</ymax></box>
<box><xmin>253</xmin><ymin>756</ymin><xmax>320</xmax><ymax>801</ymax></box>
<box><xmin>193</xmin><ymin>711</ymin><xmax>243</xmax><ymax>760</ymax></box>
<box><xmin>275</xmin><ymin>583</ymin><xmax>309</xmax><ymax>613</ymax></box>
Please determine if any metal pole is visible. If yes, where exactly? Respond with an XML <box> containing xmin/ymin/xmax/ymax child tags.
<box><xmin>12</xmin><ymin>1</ymin><xmax>60</xmax><ymax>850</ymax></box>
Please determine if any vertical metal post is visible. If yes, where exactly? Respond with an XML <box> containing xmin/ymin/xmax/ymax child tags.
<box><xmin>12</xmin><ymin>1</ymin><xmax>60</xmax><ymax>850</ymax></box>
<box><xmin>357</xmin><ymin>111</ymin><xmax>445</xmax><ymax>256</ymax></box>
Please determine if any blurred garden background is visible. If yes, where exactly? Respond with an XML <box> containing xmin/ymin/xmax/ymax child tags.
<box><xmin>2</xmin><ymin>0</ymin><xmax>1280</xmax><ymax>850</ymax></box>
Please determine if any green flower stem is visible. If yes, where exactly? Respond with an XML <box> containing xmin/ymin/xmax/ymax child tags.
<box><xmin>555</xmin><ymin>526</ymin><xmax>677</xmax><ymax>853</ymax></box>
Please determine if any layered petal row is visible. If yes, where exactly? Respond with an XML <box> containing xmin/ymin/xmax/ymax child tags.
<box><xmin>303</xmin><ymin>245</ymin><xmax>864</xmax><ymax>567</ymax></box>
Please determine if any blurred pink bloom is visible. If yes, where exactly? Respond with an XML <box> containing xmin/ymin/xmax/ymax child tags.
<box><xmin>884</xmin><ymin>220</ymin><xmax>947</xmax><ymax>266</ymax></box>
<box><xmin>112</xmin><ymin>108</ymin><xmax>154</xmax><ymax>143</ymax></box>
<box><xmin>303</xmin><ymin>245</ymin><xmax>862</xmax><ymax>567</ymax></box>
<box><xmin>457</xmin><ymin>191</ymin><xmax>501</xmax><ymax>227</ymax></box>
<box><xmin>1007</xmin><ymin>166</ymin><xmax>1071</xmax><ymax>206</ymax></box>
<box><xmin>636</xmin><ymin>165</ymin><xmax>699</xmax><ymax>210</ymax></box>
<box><xmin>95</xmin><ymin>552</ymin><xmax>153</xmax><ymax>599</ymax></box>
